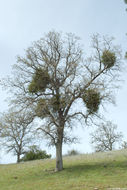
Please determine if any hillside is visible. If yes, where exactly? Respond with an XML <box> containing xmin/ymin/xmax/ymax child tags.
<box><xmin>0</xmin><ymin>150</ymin><xmax>127</xmax><ymax>190</ymax></box>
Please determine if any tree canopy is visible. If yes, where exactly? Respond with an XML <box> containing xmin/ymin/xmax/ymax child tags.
<box><xmin>2</xmin><ymin>31</ymin><xmax>122</xmax><ymax>171</ymax></box>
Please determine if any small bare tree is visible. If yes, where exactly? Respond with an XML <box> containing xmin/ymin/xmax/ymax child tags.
<box><xmin>120</xmin><ymin>141</ymin><xmax>127</xmax><ymax>149</ymax></box>
<box><xmin>90</xmin><ymin>121</ymin><xmax>123</xmax><ymax>152</ymax></box>
<box><xmin>0</xmin><ymin>110</ymin><xmax>34</xmax><ymax>163</ymax></box>
<box><xmin>1</xmin><ymin>31</ymin><xmax>122</xmax><ymax>171</ymax></box>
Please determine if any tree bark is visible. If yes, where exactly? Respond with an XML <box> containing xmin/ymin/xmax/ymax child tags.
<box><xmin>55</xmin><ymin>142</ymin><xmax>63</xmax><ymax>171</ymax></box>
<box><xmin>17</xmin><ymin>154</ymin><xmax>20</xmax><ymax>163</ymax></box>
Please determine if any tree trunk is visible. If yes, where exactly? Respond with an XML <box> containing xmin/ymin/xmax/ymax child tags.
<box><xmin>55</xmin><ymin>142</ymin><xmax>63</xmax><ymax>171</ymax></box>
<box><xmin>17</xmin><ymin>154</ymin><xmax>20</xmax><ymax>163</ymax></box>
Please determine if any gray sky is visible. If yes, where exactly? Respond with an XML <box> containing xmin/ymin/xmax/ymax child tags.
<box><xmin>0</xmin><ymin>0</ymin><xmax>127</xmax><ymax>163</ymax></box>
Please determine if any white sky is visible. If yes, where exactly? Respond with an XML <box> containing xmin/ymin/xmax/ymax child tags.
<box><xmin>0</xmin><ymin>0</ymin><xmax>127</xmax><ymax>163</ymax></box>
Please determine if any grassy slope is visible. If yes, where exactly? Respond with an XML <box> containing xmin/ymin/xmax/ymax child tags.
<box><xmin>0</xmin><ymin>150</ymin><xmax>127</xmax><ymax>190</ymax></box>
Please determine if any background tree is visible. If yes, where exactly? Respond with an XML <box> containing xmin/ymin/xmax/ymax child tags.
<box><xmin>0</xmin><ymin>110</ymin><xmax>34</xmax><ymax>163</ymax></box>
<box><xmin>120</xmin><ymin>141</ymin><xmax>127</xmax><ymax>149</ymax></box>
<box><xmin>90</xmin><ymin>121</ymin><xmax>123</xmax><ymax>152</ymax></box>
<box><xmin>2</xmin><ymin>31</ymin><xmax>122</xmax><ymax>171</ymax></box>
<box><xmin>20</xmin><ymin>145</ymin><xmax>51</xmax><ymax>162</ymax></box>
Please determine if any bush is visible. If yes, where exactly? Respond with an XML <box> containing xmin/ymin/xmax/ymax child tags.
<box><xmin>67</xmin><ymin>149</ymin><xmax>80</xmax><ymax>156</ymax></box>
<box><xmin>21</xmin><ymin>145</ymin><xmax>51</xmax><ymax>161</ymax></box>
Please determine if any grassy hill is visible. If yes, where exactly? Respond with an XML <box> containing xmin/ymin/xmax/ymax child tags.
<box><xmin>1</xmin><ymin>150</ymin><xmax>127</xmax><ymax>190</ymax></box>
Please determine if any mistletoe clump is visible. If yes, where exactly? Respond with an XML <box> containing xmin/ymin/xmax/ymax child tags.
<box><xmin>82</xmin><ymin>89</ymin><xmax>101</xmax><ymax>113</ymax></box>
<box><xmin>101</xmin><ymin>50</ymin><xmax>116</xmax><ymax>69</ymax></box>
<box><xmin>28</xmin><ymin>68</ymin><xmax>50</xmax><ymax>93</ymax></box>
<box><xmin>50</xmin><ymin>95</ymin><xmax>66</xmax><ymax>112</ymax></box>
<box><xmin>35</xmin><ymin>98</ymin><xmax>49</xmax><ymax>118</ymax></box>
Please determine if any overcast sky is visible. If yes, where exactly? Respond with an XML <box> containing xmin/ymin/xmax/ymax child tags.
<box><xmin>0</xmin><ymin>0</ymin><xmax>127</xmax><ymax>163</ymax></box>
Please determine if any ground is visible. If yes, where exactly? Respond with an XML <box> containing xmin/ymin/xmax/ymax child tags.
<box><xmin>0</xmin><ymin>150</ymin><xmax>127</xmax><ymax>190</ymax></box>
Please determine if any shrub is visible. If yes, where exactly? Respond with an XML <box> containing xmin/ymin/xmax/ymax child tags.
<box><xmin>67</xmin><ymin>149</ymin><xmax>80</xmax><ymax>156</ymax></box>
<box><xmin>21</xmin><ymin>145</ymin><xmax>51</xmax><ymax>161</ymax></box>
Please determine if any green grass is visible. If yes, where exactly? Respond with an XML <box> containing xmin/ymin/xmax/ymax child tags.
<box><xmin>1</xmin><ymin>150</ymin><xmax>127</xmax><ymax>190</ymax></box>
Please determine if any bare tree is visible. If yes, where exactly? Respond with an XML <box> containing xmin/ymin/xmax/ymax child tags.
<box><xmin>1</xmin><ymin>31</ymin><xmax>122</xmax><ymax>171</ymax></box>
<box><xmin>120</xmin><ymin>141</ymin><xmax>127</xmax><ymax>149</ymax></box>
<box><xmin>90</xmin><ymin>121</ymin><xmax>123</xmax><ymax>152</ymax></box>
<box><xmin>0</xmin><ymin>110</ymin><xmax>34</xmax><ymax>163</ymax></box>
